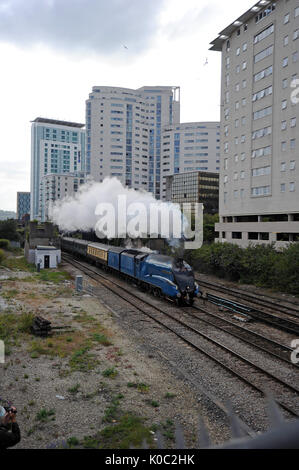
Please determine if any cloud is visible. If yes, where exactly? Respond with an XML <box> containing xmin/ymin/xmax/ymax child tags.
<box><xmin>163</xmin><ymin>4</ymin><xmax>220</xmax><ymax>40</ymax></box>
<box><xmin>0</xmin><ymin>0</ymin><xmax>165</xmax><ymax>56</ymax></box>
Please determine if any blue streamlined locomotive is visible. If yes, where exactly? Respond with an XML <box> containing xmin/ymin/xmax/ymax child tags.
<box><xmin>61</xmin><ymin>237</ymin><xmax>200</xmax><ymax>305</ymax></box>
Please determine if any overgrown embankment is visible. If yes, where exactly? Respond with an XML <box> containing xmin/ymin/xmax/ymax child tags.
<box><xmin>187</xmin><ymin>242</ymin><xmax>299</xmax><ymax>295</ymax></box>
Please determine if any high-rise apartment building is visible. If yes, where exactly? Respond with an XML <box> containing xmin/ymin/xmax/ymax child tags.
<box><xmin>17</xmin><ymin>192</ymin><xmax>30</xmax><ymax>220</ymax></box>
<box><xmin>210</xmin><ymin>0</ymin><xmax>299</xmax><ymax>247</ymax></box>
<box><xmin>30</xmin><ymin>118</ymin><xmax>86</xmax><ymax>221</ymax></box>
<box><xmin>161</xmin><ymin>122</ymin><xmax>220</xmax><ymax>199</ymax></box>
<box><xmin>39</xmin><ymin>172</ymin><xmax>87</xmax><ymax>221</ymax></box>
<box><xmin>86</xmin><ymin>86</ymin><xmax>180</xmax><ymax>198</ymax></box>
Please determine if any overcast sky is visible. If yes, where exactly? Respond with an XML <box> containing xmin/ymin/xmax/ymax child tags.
<box><xmin>0</xmin><ymin>0</ymin><xmax>255</xmax><ymax>211</ymax></box>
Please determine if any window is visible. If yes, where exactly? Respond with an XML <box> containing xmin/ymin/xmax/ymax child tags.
<box><xmin>281</xmin><ymin>120</ymin><xmax>287</xmax><ymax>130</ymax></box>
<box><xmin>281</xmin><ymin>183</ymin><xmax>286</xmax><ymax>193</ymax></box>
<box><xmin>282</xmin><ymin>57</ymin><xmax>289</xmax><ymax>67</ymax></box>
<box><xmin>252</xmin><ymin>166</ymin><xmax>271</xmax><ymax>177</ymax></box>
<box><xmin>281</xmin><ymin>162</ymin><xmax>286</xmax><ymax>172</ymax></box>
<box><xmin>290</xmin><ymin>182</ymin><xmax>295</xmax><ymax>192</ymax></box>
<box><xmin>293</xmin><ymin>51</ymin><xmax>298</xmax><ymax>63</ymax></box>
<box><xmin>290</xmin><ymin>117</ymin><xmax>297</xmax><ymax>127</ymax></box>
<box><xmin>284</xmin><ymin>36</ymin><xmax>289</xmax><ymax>46</ymax></box>
<box><xmin>254</xmin><ymin>24</ymin><xmax>274</xmax><ymax>44</ymax></box>
<box><xmin>251</xmin><ymin>186</ymin><xmax>270</xmax><ymax>196</ymax></box>
<box><xmin>282</xmin><ymin>100</ymin><xmax>287</xmax><ymax>110</ymax></box>
<box><xmin>252</xmin><ymin>126</ymin><xmax>272</xmax><ymax>140</ymax></box>
<box><xmin>236</xmin><ymin>47</ymin><xmax>240</xmax><ymax>56</ymax></box>
<box><xmin>242</xmin><ymin>61</ymin><xmax>247</xmax><ymax>70</ymax></box>
<box><xmin>290</xmin><ymin>161</ymin><xmax>296</xmax><ymax>170</ymax></box>
<box><xmin>255</xmin><ymin>3</ymin><xmax>276</xmax><ymax>24</ymax></box>
<box><xmin>253</xmin><ymin>106</ymin><xmax>272</xmax><ymax>120</ymax></box>
<box><xmin>254</xmin><ymin>45</ymin><xmax>273</xmax><ymax>63</ymax></box>
<box><xmin>252</xmin><ymin>146</ymin><xmax>272</xmax><ymax>158</ymax></box>
<box><xmin>284</xmin><ymin>13</ymin><xmax>290</xmax><ymax>24</ymax></box>
<box><xmin>294</xmin><ymin>29</ymin><xmax>299</xmax><ymax>41</ymax></box>
<box><xmin>281</xmin><ymin>141</ymin><xmax>287</xmax><ymax>151</ymax></box>
<box><xmin>290</xmin><ymin>139</ymin><xmax>296</xmax><ymax>149</ymax></box>
<box><xmin>254</xmin><ymin>65</ymin><xmax>273</xmax><ymax>82</ymax></box>
<box><xmin>252</xmin><ymin>85</ymin><xmax>273</xmax><ymax>102</ymax></box>
<box><xmin>295</xmin><ymin>7</ymin><xmax>299</xmax><ymax>18</ymax></box>
<box><xmin>282</xmin><ymin>78</ymin><xmax>288</xmax><ymax>89</ymax></box>
<box><xmin>243</xmin><ymin>43</ymin><xmax>247</xmax><ymax>51</ymax></box>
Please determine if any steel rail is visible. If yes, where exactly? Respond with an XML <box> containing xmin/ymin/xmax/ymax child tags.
<box><xmin>62</xmin><ymin>254</ymin><xmax>299</xmax><ymax>419</ymax></box>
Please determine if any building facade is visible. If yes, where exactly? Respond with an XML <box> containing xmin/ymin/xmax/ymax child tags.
<box><xmin>161</xmin><ymin>122</ymin><xmax>220</xmax><ymax>199</ymax></box>
<box><xmin>39</xmin><ymin>172</ymin><xmax>87</xmax><ymax>221</ymax></box>
<box><xmin>30</xmin><ymin>118</ymin><xmax>86</xmax><ymax>220</ymax></box>
<box><xmin>210</xmin><ymin>0</ymin><xmax>299</xmax><ymax>247</ymax></box>
<box><xmin>165</xmin><ymin>171</ymin><xmax>219</xmax><ymax>214</ymax></box>
<box><xmin>86</xmin><ymin>86</ymin><xmax>180</xmax><ymax>198</ymax></box>
<box><xmin>17</xmin><ymin>192</ymin><xmax>30</xmax><ymax>220</ymax></box>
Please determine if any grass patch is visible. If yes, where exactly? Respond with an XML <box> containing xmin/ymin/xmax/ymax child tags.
<box><xmin>164</xmin><ymin>392</ymin><xmax>176</xmax><ymax>399</ymax></box>
<box><xmin>69</xmin><ymin>346</ymin><xmax>98</xmax><ymax>372</ymax></box>
<box><xmin>1</xmin><ymin>288</ymin><xmax>19</xmax><ymax>300</ymax></box>
<box><xmin>36</xmin><ymin>408</ymin><xmax>56</xmax><ymax>423</ymax></box>
<box><xmin>100</xmin><ymin>414</ymin><xmax>153</xmax><ymax>449</ymax></box>
<box><xmin>102</xmin><ymin>367</ymin><xmax>118</xmax><ymax>379</ymax></box>
<box><xmin>2</xmin><ymin>256</ymin><xmax>36</xmax><ymax>272</ymax></box>
<box><xmin>67</xmin><ymin>437</ymin><xmax>80</xmax><ymax>448</ymax></box>
<box><xmin>92</xmin><ymin>333</ymin><xmax>112</xmax><ymax>347</ymax></box>
<box><xmin>68</xmin><ymin>383</ymin><xmax>80</xmax><ymax>394</ymax></box>
<box><xmin>126</xmin><ymin>382</ymin><xmax>149</xmax><ymax>393</ymax></box>
<box><xmin>36</xmin><ymin>271</ymin><xmax>72</xmax><ymax>284</ymax></box>
<box><xmin>102</xmin><ymin>394</ymin><xmax>124</xmax><ymax>424</ymax></box>
<box><xmin>0</xmin><ymin>312</ymin><xmax>34</xmax><ymax>350</ymax></box>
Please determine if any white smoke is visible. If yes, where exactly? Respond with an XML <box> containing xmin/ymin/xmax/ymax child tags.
<box><xmin>49</xmin><ymin>177</ymin><xmax>184</xmax><ymax>240</ymax></box>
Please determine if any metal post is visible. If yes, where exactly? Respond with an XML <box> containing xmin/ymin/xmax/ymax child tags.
<box><xmin>75</xmin><ymin>275</ymin><xmax>83</xmax><ymax>293</ymax></box>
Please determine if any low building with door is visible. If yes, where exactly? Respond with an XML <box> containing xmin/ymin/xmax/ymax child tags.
<box><xmin>35</xmin><ymin>246</ymin><xmax>61</xmax><ymax>269</ymax></box>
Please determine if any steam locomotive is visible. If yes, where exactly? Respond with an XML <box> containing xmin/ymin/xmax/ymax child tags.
<box><xmin>61</xmin><ymin>237</ymin><xmax>200</xmax><ymax>306</ymax></box>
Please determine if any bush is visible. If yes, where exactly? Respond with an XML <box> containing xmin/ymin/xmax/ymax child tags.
<box><xmin>0</xmin><ymin>239</ymin><xmax>10</xmax><ymax>249</ymax></box>
<box><xmin>0</xmin><ymin>248</ymin><xmax>5</xmax><ymax>264</ymax></box>
<box><xmin>190</xmin><ymin>242</ymin><xmax>299</xmax><ymax>295</ymax></box>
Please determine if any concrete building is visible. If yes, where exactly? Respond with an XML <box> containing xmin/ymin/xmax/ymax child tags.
<box><xmin>17</xmin><ymin>192</ymin><xmax>30</xmax><ymax>220</ymax></box>
<box><xmin>86</xmin><ymin>86</ymin><xmax>180</xmax><ymax>198</ymax></box>
<box><xmin>39</xmin><ymin>172</ymin><xmax>87</xmax><ymax>221</ymax></box>
<box><xmin>161</xmin><ymin>122</ymin><xmax>220</xmax><ymax>199</ymax></box>
<box><xmin>31</xmin><ymin>117</ymin><xmax>86</xmax><ymax>221</ymax></box>
<box><xmin>25</xmin><ymin>221</ymin><xmax>60</xmax><ymax>264</ymax></box>
<box><xmin>35</xmin><ymin>246</ymin><xmax>61</xmax><ymax>270</ymax></box>
<box><xmin>210</xmin><ymin>0</ymin><xmax>299</xmax><ymax>247</ymax></box>
<box><xmin>165</xmin><ymin>171</ymin><xmax>219</xmax><ymax>215</ymax></box>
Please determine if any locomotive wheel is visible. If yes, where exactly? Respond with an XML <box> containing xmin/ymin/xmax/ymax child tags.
<box><xmin>153</xmin><ymin>288</ymin><xmax>161</xmax><ymax>297</ymax></box>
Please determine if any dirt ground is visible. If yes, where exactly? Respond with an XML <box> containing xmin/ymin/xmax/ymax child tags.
<box><xmin>0</xmin><ymin>260</ymin><xmax>204</xmax><ymax>449</ymax></box>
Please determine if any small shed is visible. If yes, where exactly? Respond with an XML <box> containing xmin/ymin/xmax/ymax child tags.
<box><xmin>35</xmin><ymin>246</ymin><xmax>61</xmax><ymax>269</ymax></box>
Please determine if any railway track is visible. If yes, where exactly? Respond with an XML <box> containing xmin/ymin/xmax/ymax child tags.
<box><xmin>196</xmin><ymin>281</ymin><xmax>299</xmax><ymax>336</ymax></box>
<box><xmin>197</xmin><ymin>278</ymin><xmax>299</xmax><ymax>320</ymax></box>
<box><xmin>62</xmin><ymin>254</ymin><xmax>299</xmax><ymax>422</ymax></box>
<box><xmin>184</xmin><ymin>304</ymin><xmax>297</xmax><ymax>368</ymax></box>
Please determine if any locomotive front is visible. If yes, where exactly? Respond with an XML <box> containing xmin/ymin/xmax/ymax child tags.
<box><xmin>172</xmin><ymin>258</ymin><xmax>200</xmax><ymax>305</ymax></box>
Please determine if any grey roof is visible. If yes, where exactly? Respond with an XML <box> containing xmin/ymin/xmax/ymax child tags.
<box><xmin>210</xmin><ymin>0</ymin><xmax>275</xmax><ymax>51</ymax></box>
<box><xmin>36</xmin><ymin>246</ymin><xmax>59</xmax><ymax>251</ymax></box>
<box><xmin>31</xmin><ymin>117</ymin><xmax>85</xmax><ymax>128</ymax></box>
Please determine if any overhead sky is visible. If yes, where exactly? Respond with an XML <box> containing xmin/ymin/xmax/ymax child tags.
<box><xmin>0</xmin><ymin>0</ymin><xmax>255</xmax><ymax>211</ymax></box>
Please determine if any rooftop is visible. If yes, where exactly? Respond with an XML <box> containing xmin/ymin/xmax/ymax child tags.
<box><xmin>31</xmin><ymin>117</ymin><xmax>85</xmax><ymax>129</ymax></box>
<box><xmin>210</xmin><ymin>0</ymin><xmax>276</xmax><ymax>51</ymax></box>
